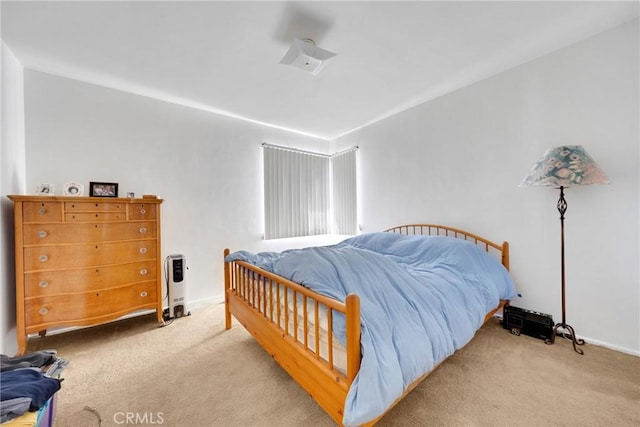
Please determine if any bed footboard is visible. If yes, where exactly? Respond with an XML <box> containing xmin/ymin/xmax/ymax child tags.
<box><xmin>224</xmin><ymin>248</ymin><xmax>361</xmax><ymax>425</ymax></box>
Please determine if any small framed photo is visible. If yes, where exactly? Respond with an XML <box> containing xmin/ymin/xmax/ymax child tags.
<box><xmin>35</xmin><ymin>184</ymin><xmax>55</xmax><ymax>195</ymax></box>
<box><xmin>89</xmin><ymin>182</ymin><xmax>119</xmax><ymax>198</ymax></box>
<box><xmin>63</xmin><ymin>182</ymin><xmax>84</xmax><ymax>197</ymax></box>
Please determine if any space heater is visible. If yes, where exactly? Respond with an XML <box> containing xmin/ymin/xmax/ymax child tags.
<box><xmin>166</xmin><ymin>254</ymin><xmax>188</xmax><ymax>319</ymax></box>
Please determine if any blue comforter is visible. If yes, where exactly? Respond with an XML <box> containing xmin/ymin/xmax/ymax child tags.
<box><xmin>226</xmin><ymin>232</ymin><xmax>515</xmax><ymax>425</ymax></box>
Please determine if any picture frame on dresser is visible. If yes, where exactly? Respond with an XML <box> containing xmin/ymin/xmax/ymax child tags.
<box><xmin>63</xmin><ymin>182</ymin><xmax>84</xmax><ymax>196</ymax></box>
<box><xmin>35</xmin><ymin>184</ymin><xmax>55</xmax><ymax>195</ymax></box>
<box><xmin>89</xmin><ymin>181</ymin><xmax>118</xmax><ymax>197</ymax></box>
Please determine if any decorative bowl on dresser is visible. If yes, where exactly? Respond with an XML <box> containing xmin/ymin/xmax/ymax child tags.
<box><xmin>7</xmin><ymin>195</ymin><xmax>164</xmax><ymax>355</ymax></box>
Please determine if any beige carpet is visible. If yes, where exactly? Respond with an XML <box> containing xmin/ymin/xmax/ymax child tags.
<box><xmin>27</xmin><ymin>302</ymin><xmax>639</xmax><ymax>427</ymax></box>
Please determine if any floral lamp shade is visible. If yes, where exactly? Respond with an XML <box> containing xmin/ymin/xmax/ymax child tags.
<box><xmin>520</xmin><ymin>145</ymin><xmax>610</xmax><ymax>187</ymax></box>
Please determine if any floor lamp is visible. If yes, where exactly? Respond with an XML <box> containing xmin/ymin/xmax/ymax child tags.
<box><xmin>520</xmin><ymin>146</ymin><xmax>609</xmax><ymax>355</ymax></box>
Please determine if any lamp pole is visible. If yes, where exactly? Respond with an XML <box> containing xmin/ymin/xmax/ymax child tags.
<box><xmin>545</xmin><ymin>185</ymin><xmax>586</xmax><ymax>354</ymax></box>
<box><xmin>558</xmin><ymin>185</ymin><xmax>567</xmax><ymax>326</ymax></box>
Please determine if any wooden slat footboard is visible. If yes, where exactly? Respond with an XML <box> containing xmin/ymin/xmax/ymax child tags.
<box><xmin>224</xmin><ymin>249</ymin><xmax>361</xmax><ymax>425</ymax></box>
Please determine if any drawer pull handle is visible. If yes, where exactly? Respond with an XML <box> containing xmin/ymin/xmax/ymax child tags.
<box><xmin>38</xmin><ymin>230</ymin><xmax>47</xmax><ymax>238</ymax></box>
<box><xmin>140</xmin><ymin>209</ymin><xmax>146</xmax><ymax>215</ymax></box>
<box><xmin>39</xmin><ymin>281</ymin><xmax>49</xmax><ymax>288</ymax></box>
<box><xmin>39</xmin><ymin>208</ymin><xmax>46</xmax><ymax>215</ymax></box>
<box><xmin>39</xmin><ymin>307</ymin><xmax>49</xmax><ymax>315</ymax></box>
<box><xmin>39</xmin><ymin>255</ymin><xmax>48</xmax><ymax>262</ymax></box>
<box><xmin>140</xmin><ymin>269</ymin><xmax>148</xmax><ymax>275</ymax></box>
<box><xmin>139</xmin><ymin>247</ymin><xmax>147</xmax><ymax>254</ymax></box>
<box><xmin>140</xmin><ymin>291</ymin><xmax>148</xmax><ymax>298</ymax></box>
<box><xmin>139</xmin><ymin>227</ymin><xmax>147</xmax><ymax>234</ymax></box>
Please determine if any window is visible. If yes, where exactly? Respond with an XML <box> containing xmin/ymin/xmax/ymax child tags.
<box><xmin>263</xmin><ymin>144</ymin><xmax>357</xmax><ymax>239</ymax></box>
<box><xmin>331</xmin><ymin>148</ymin><xmax>358</xmax><ymax>235</ymax></box>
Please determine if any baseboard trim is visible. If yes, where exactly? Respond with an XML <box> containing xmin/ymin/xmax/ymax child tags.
<box><xmin>582</xmin><ymin>335</ymin><xmax>640</xmax><ymax>357</ymax></box>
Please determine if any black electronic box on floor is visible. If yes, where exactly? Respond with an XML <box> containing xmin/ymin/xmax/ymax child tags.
<box><xmin>503</xmin><ymin>305</ymin><xmax>554</xmax><ymax>340</ymax></box>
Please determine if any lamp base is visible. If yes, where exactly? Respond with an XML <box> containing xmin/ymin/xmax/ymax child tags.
<box><xmin>545</xmin><ymin>323</ymin><xmax>585</xmax><ymax>355</ymax></box>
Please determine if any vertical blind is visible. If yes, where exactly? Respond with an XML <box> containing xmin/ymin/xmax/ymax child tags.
<box><xmin>263</xmin><ymin>144</ymin><xmax>357</xmax><ymax>239</ymax></box>
<box><xmin>263</xmin><ymin>145</ymin><xmax>330</xmax><ymax>239</ymax></box>
<box><xmin>331</xmin><ymin>147</ymin><xmax>358</xmax><ymax>235</ymax></box>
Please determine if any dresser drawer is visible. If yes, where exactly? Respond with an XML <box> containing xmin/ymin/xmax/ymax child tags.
<box><xmin>65</xmin><ymin>212</ymin><xmax>126</xmax><ymax>222</ymax></box>
<box><xmin>128</xmin><ymin>203</ymin><xmax>157</xmax><ymax>220</ymax></box>
<box><xmin>23</xmin><ymin>222</ymin><xmax>157</xmax><ymax>245</ymax></box>
<box><xmin>24</xmin><ymin>240</ymin><xmax>157</xmax><ymax>271</ymax></box>
<box><xmin>24</xmin><ymin>282</ymin><xmax>158</xmax><ymax>329</ymax></box>
<box><xmin>24</xmin><ymin>261</ymin><xmax>157</xmax><ymax>297</ymax></box>
<box><xmin>22</xmin><ymin>202</ymin><xmax>63</xmax><ymax>223</ymax></box>
<box><xmin>64</xmin><ymin>201</ymin><xmax>126</xmax><ymax>212</ymax></box>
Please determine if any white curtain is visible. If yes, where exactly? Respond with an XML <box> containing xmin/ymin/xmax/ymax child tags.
<box><xmin>331</xmin><ymin>147</ymin><xmax>358</xmax><ymax>235</ymax></box>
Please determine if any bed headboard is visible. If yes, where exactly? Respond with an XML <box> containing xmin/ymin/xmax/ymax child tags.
<box><xmin>383</xmin><ymin>224</ymin><xmax>510</xmax><ymax>270</ymax></box>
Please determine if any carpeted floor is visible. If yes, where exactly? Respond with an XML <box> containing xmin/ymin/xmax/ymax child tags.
<box><xmin>26</xmin><ymin>302</ymin><xmax>640</xmax><ymax>427</ymax></box>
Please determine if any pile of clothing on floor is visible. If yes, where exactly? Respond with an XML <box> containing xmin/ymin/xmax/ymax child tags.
<box><xmin>0</xmin><ymin>350</ymin><xmax>67</xmax><ymax>423</ymax></box>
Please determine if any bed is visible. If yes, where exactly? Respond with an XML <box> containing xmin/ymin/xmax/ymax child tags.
<box><xmin>224</xmin><ymin>224</ymin><xmax>515</xmax><ymax>426</ymax></box>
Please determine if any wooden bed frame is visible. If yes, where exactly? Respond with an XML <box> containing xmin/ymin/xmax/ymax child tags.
<box><xmin>224</xmin><ymin>224</ymin><xmax>510</xmax><ymax>426</ymax></box>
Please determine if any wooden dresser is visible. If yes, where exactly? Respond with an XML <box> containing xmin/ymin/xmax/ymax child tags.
<box><xmin>8</xmin><ymin>195</ymin><xmax>164</xmax><ymax>354</ymax></box>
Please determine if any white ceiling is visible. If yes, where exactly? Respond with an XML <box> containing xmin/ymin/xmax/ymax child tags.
<box><xmin>2</xmin><ymin>1</ymin><xmax>638</xmax><ymax>140</ymax></box>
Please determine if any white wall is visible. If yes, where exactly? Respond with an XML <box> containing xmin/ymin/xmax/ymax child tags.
<box><xmin>8</xmin><ymin>19</ymin><xmax>639</xmax><ymax>355</ymax></box>
<box><xmin>1</xmin><ymin>42</ymin><xmax>26</xmax><ymax>356</ymax></box>
<box><xmin>20</xmin><ymin>71</ymin><xmax>346</xmax><ymax>315</ymax></box>
<box><xmin>333</xmin><ymin>20</ymin><xmax>639</xmax><ymax>354</ymax></box>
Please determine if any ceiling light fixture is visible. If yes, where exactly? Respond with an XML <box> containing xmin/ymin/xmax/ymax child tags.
<box><xmin>280</xmin><ymin>38</ymin><xmax>336</xmax><ymax>75</ymax></box>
